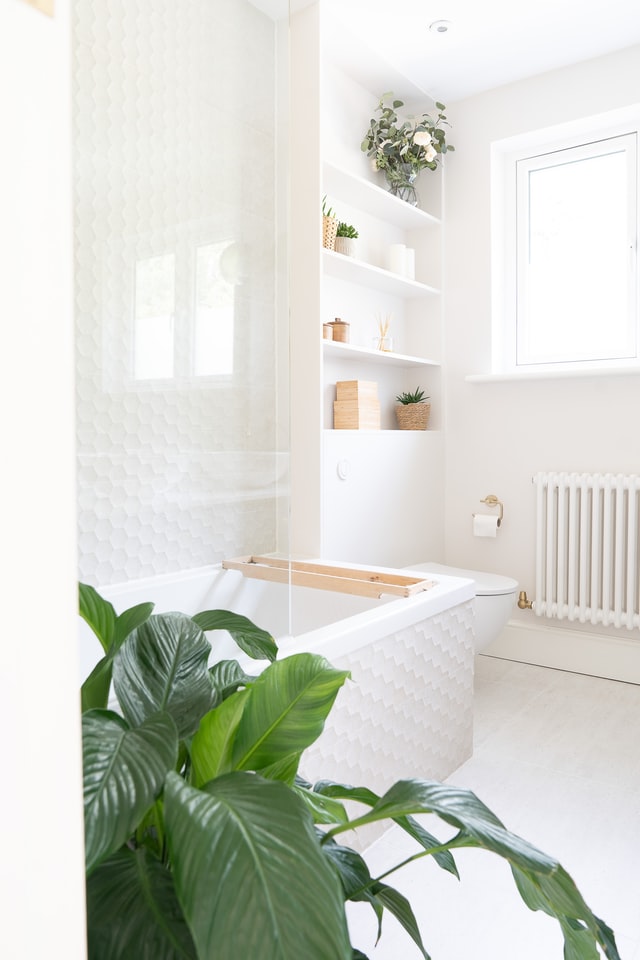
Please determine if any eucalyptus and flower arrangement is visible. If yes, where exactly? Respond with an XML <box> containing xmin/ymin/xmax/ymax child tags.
<box><xmin>362</xmin><ymin>93</ymin><xmax>454</xmax><ymax>202</ymax></box>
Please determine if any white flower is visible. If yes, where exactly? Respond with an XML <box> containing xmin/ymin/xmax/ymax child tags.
<box><xmin>413</xmin><ymin>130</ymin><xmax>432</xmax><ymax>147</ymax></box>
<box><xmin>423</xmin><ymin>143</ymin><xmax>437</xmax><ymax>162</ymax></box>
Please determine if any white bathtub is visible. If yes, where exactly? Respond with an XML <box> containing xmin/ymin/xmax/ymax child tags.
<box><xmin>79</xmin><ymin>562</ymin><xmax>476</xmax><ymax>845</ymax></box>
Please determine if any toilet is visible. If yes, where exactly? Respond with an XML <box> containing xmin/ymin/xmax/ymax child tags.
<box><xmin>405</xmin><ymin>562</ymin><xmax>518</xmax><ymax>652</ymax></box>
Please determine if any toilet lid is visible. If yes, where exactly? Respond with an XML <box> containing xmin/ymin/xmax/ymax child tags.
<box><xmin>405</xmin><ymin>562</ymin><xmax>518</xmax><ymax>597</ymax></box>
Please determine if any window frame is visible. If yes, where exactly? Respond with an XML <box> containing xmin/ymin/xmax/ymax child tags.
<box><xmin>491</xmin><ymin>109</ymin><xmax>640</xmax><ymax>376</ymax></box>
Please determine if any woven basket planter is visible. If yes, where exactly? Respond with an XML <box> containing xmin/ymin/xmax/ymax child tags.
<box><xmin>395</xmin><ymin>402</ymin><xmax>431</xmax><ymax>430</ymax></box>
<box><xmin>322</xmin><ymin>215</ymin><xmax>338</xmax><ymax>250</ymax></box>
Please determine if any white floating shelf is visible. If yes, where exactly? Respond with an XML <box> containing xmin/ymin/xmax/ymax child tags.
<box><xmin>323</xmin><ymin>161</ymin><xmax>441</xmax><ymax>229</ymax></box>
<box><xmin>323</xmin><ymin>427</ymin><xmax>441</xmax><ymax>436</ymax></box>
<box><xmin>323</xmin><ymin>339</ymin><xmax>439</xmax><ymax>368</ymax></box>
<box><xmin>323</xmin><ymin>248</ymin><xmax>439</xmax><ymax>299</ymax></box>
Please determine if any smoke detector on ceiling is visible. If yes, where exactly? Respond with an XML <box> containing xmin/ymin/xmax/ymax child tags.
<box><xmin>429</xmin><ymin>19</ymin><xmax>451</xmax><ymax>34</ymax></box>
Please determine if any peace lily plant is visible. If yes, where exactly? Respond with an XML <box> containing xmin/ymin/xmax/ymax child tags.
<box><xmin>80</xmin><ymin>582</ymin><xmax>620</xmax><ymax>959</ymax></box>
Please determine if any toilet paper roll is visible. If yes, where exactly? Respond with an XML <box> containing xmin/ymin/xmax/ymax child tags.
<box><xmin>473</xmin><ymin>514</ymin><xmax>499</xmax><ymax>537</ymax></box>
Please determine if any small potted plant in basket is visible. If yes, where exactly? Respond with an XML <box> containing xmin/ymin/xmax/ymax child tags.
<box><xmin>396</xmin><ymin>386</ymin><xmax>431</xmax><ymax>430</ymax></box>
<box><xmin>334</xmin><ymin>221</ymin><xmax>359</xmax><ymax>257</ymax></box>
<box><xmin>322</xmin><ymin>195</ymin><xmax>339</xmax><ymax>250</ymax></box>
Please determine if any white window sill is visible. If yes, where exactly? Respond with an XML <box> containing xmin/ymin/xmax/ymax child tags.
<box><xmin>466</xmin><ymin>365</ymin><xmax>640</xmax><ymax>383</ymax></box>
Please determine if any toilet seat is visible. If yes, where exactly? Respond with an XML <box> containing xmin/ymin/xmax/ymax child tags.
<box><xmin>406</xmin><ymin>562</ymin><xmax>518</xmax><ymax>597</ymax></box>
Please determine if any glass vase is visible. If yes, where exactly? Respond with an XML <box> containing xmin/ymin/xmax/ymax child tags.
<box><xmin>384</xmin><ymin>164</ymin><xmax>419</xmax><ymax>206</ymax></box>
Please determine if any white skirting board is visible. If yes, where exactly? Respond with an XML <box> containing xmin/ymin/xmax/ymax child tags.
<box><xmin>484</xmin><ymin>619</ymin><xmax>640</xmax><ymax>684</ymax></box>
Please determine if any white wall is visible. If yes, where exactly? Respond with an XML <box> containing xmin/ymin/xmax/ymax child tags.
<box><xmin>0</xmin><ymin>0</ymin><xmax>86</xmax><ymax>955</ymax></box>
<box><xmin>444</xmin><ymin>45</ymin><xmax>640</xmax><ymax>664</ymax></box>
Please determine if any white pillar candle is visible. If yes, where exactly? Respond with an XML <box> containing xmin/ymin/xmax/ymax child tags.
<box><xmin>388</xmin><ymin>243</ymin><xmax>406</xmax><ymax>275</ymax></box>
<box><xmin>405</xmin><ymin>247</ymin><xmax>415</xmax><ymax>279</ymax></box>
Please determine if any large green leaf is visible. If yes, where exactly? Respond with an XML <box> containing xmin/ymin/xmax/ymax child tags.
<box><xmin>113</xmin><ymin>613</ymin><xmax>213</xmax><ymax>737</ymax></box>
<box><xmin>252</xmin><ymin>751</ymin><xmax>302</xmax><ymax>785</ymax></box>
<box><xmin>136</xmin><ymin>796</ymin><xmax>166</xmax><ymax>859</ymax></box>
<box><xmin>326</xmin><ymin>779</ymin><xmax>553</xmax><ymax>872</ymax></box>
<box><xmin>164</xmin><ymin>771</ymin><xmax>351</xmax><ymax>960</ymax></box>
<box><xmin>589</xmin><ymin>916</ymin><xmax>619</xmax><ymax>960</ymax></box>
<box><xmin>313</xmin><ymin>779</ymin><xmax>379</xmax><ymax>807</ymax></box>
<box><xmin>80</xmin><ymin>590</ymin><xmax>154</xmax><ymax>711</ymax></box>
<box><xmin>370</xmin><ymin>883</ymin><xmax>430</xmax><ymax>960</ymax></box>
<box><xmin>86</xmin><ymin>847</ymin><xmax>196</xmax><ymax>960</ymax></box>
<box><xmin>314</xmin><ymin>780</ymin><xmax>458</xmax><ymax>877</ymax></box>
<box><xmin>81</xmin><ymin>656</ymin><xmax>114</xmax><ymax>713</ymax></box>
<box><xmin>80</xmin><ymin>583</ymin><xmax>155</xmax><ymax>656</ymax></box>
<box><xmin>324</xmin><ymin>779</ymin><xmax>620</xmax><ymax>960</ymax></box>
<box><xmin>208</xmin><ymin>659</ymin><xmax>255</xmax><ymax>706</ymax></box>
<box><xmin>321</xmin><ymin>838</ymin><xmax>429</xmax><ymax>957</ymax></box>
<box><xmin>112</xmin><ymin>602</ymin><xmax>154</xmax><ymax>649</ymax></box>
<box><xmin>232</xmin><ymin>653</ymin><xmax>349</xmax><ymax>771</ymax></box>
<box><xmin>80</xmin><ymin>595</ymin><xmax>153</xmax><ymax>713</ymax></box>
<box><xmin>190</xmin><ymin>691</ymin><xmax>249</xmax><ymax>786</ymax></box>
<box><xmin>80</xmin><ymin>583</ymin><xmax>117</xmax><ymax>653</ymax></box>
<box><xmin>83</xmin><ymin>709</ymin><xmax>178</xmax><ymax>873</ymax></box>
<box><xmin>294</xmin><ymin>784</ymin><xmax>348</xmax><ymax>825</ymax></box>
<box><xmin>193</xmin><ymin>609</ymin><xmax>277</xmax><ymax>662</ymax></box>
<box><xmin>321</xmin><ymin>838</ymin><xmax>384</xmax><ymax>945</ymax></box>
<box><xmin>559</xmin><ymin>918</ymin><xmax>601</xmax><ymax>960</ymax></box>
<box><xmin>513</xmin><ymin>864</ymin><xmax>620</xmax><ymax>960</ymax></box>
<box><xmin>321</xmin><ymin>838</ymin><xmax>375</xmax><ymax>901</ymax></box>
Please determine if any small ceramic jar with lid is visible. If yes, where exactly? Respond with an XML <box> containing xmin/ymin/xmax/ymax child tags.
<box><xmin>329</xmin><ymin>318</ymin><xmax>350</xmax><ymax>343</ymax></box>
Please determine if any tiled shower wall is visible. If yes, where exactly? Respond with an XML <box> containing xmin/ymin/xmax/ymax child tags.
<box><xmin>73</xmin><ymin>0</ymin><xmax>288</xmax><ymax>586</ymax></box>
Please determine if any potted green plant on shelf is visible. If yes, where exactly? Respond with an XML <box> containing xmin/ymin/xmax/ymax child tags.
<box><xmin>396</xmin><ymin>386</ymin><xmax>431</xmax><ymax>430</ymax></box>
<box><xmin>322</xmin><ymin>194</ymin><xmax>339</xmax><ymax>250</ymax></box>
<box><xmin>361</xmin><ymin>92</ymin><xmax>454</xmax><ymax>205</ymax></box>
<box><xmin>79</xmin><ymin>581</ymin><xmax>620</xmax><ymax>960</ymax></box>
<box><xmin>334</xmin><ymin>221</ymin><xmax>359</xmax><ymax>257</ymax></box>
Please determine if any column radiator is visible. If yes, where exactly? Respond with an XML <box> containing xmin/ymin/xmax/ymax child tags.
<box><xmin>533</xmin><ymin>472</ymin><xmax>640</xmax><ymax>629</ymax></box>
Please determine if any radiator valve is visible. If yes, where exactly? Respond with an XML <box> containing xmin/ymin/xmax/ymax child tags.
<box><xmin>518</xmin><ymin>590</ymin><xmax>533</xmax><ymax>610</ymax></box>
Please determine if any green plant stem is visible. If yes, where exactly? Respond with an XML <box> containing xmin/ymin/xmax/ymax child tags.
<box><xmin>346</xmin><ymin>841</ymin><xmax>464</xmax><ymax>904</ymax></box>
<box><xmin>372</xmin><ymin>837</ymin><xmax>470</xmax><ymax>887</ymax></box>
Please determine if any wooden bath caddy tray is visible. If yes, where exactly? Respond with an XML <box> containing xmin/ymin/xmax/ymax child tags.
<box><xmin>222</xmin><ymin>556</ymin><xmax>435</xmax><ymax>599</ymax></box>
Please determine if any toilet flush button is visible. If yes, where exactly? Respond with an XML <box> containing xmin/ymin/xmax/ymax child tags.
<box><xmin>337</xmin><ymin>459</ymin><xmax>350</xmax><ymax>480</ymax></box>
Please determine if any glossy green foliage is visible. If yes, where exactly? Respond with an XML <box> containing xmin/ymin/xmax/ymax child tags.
<box><xmin>79</xmin><ymin>585</ymin><xmax>620</xmax><ymax>960</ymax></box>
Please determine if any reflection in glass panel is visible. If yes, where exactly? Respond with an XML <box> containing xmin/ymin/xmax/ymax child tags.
<box><xmin>73</xmin><ymin>0</ymin><xmax>288</xmax><ymax>588</ymax></box>
<box><xmin>133</xmin><ymin>253</ymin><xmax>175</xmax><ymax>380</ymax></box>
<box><xmin>194</xmin><ymin>241</ymin><xmax>236</xmax><ymax>376</ymax></box>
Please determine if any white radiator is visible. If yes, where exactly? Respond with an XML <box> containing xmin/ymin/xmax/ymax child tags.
<box><xmin>533</xmin><ymin>472</ymin><xmax>640</xmax><ymax>629</ymax></box>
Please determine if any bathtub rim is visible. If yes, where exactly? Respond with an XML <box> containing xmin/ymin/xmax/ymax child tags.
<box><xmin>83</xmin><ymin>561</ymin><xmax>475</xmax><ymax>669</ymax></box>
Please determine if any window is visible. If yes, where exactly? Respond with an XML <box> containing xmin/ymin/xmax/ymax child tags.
<box><xmin>493</xmin><ymin>115</ymin><xmax>639</xmax><ymax>374</ymax></box>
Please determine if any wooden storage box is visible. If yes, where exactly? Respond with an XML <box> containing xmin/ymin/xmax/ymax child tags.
<box><xmin>334</xmin><ymin>398</ymin><xmax>381</xmax><ymax>430</ymax></box>
<box><xmin>336</xmin><ymin>380</ymin><xmax>378</xmax><ymax>401</ymax></box>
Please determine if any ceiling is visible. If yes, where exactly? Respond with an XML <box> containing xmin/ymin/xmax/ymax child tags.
<box><xmin>320</xmin><ymin>0</ymin><xmax>640</xmax><ymax>103</ymax></box>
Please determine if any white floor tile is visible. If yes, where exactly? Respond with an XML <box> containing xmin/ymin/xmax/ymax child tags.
<box><xmin>346</xmin><ymin>653</ymin><xmax>640</xmax><ymax>959</ymax></box>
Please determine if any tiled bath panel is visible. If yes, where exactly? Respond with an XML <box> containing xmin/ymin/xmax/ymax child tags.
<box><xmin>347</xmin><ymin>655</ymin><xmax>640</xmax><ymax>959</ymax></box>
<box><xmin>300</xmin><ymin>601</ymin><xmax>475</xmax><ymax>850</ymax></box>
<box><xmin>73</xmin><ymin>0</ymin><xmax>286</xmax><ymax>585</ymax></box>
